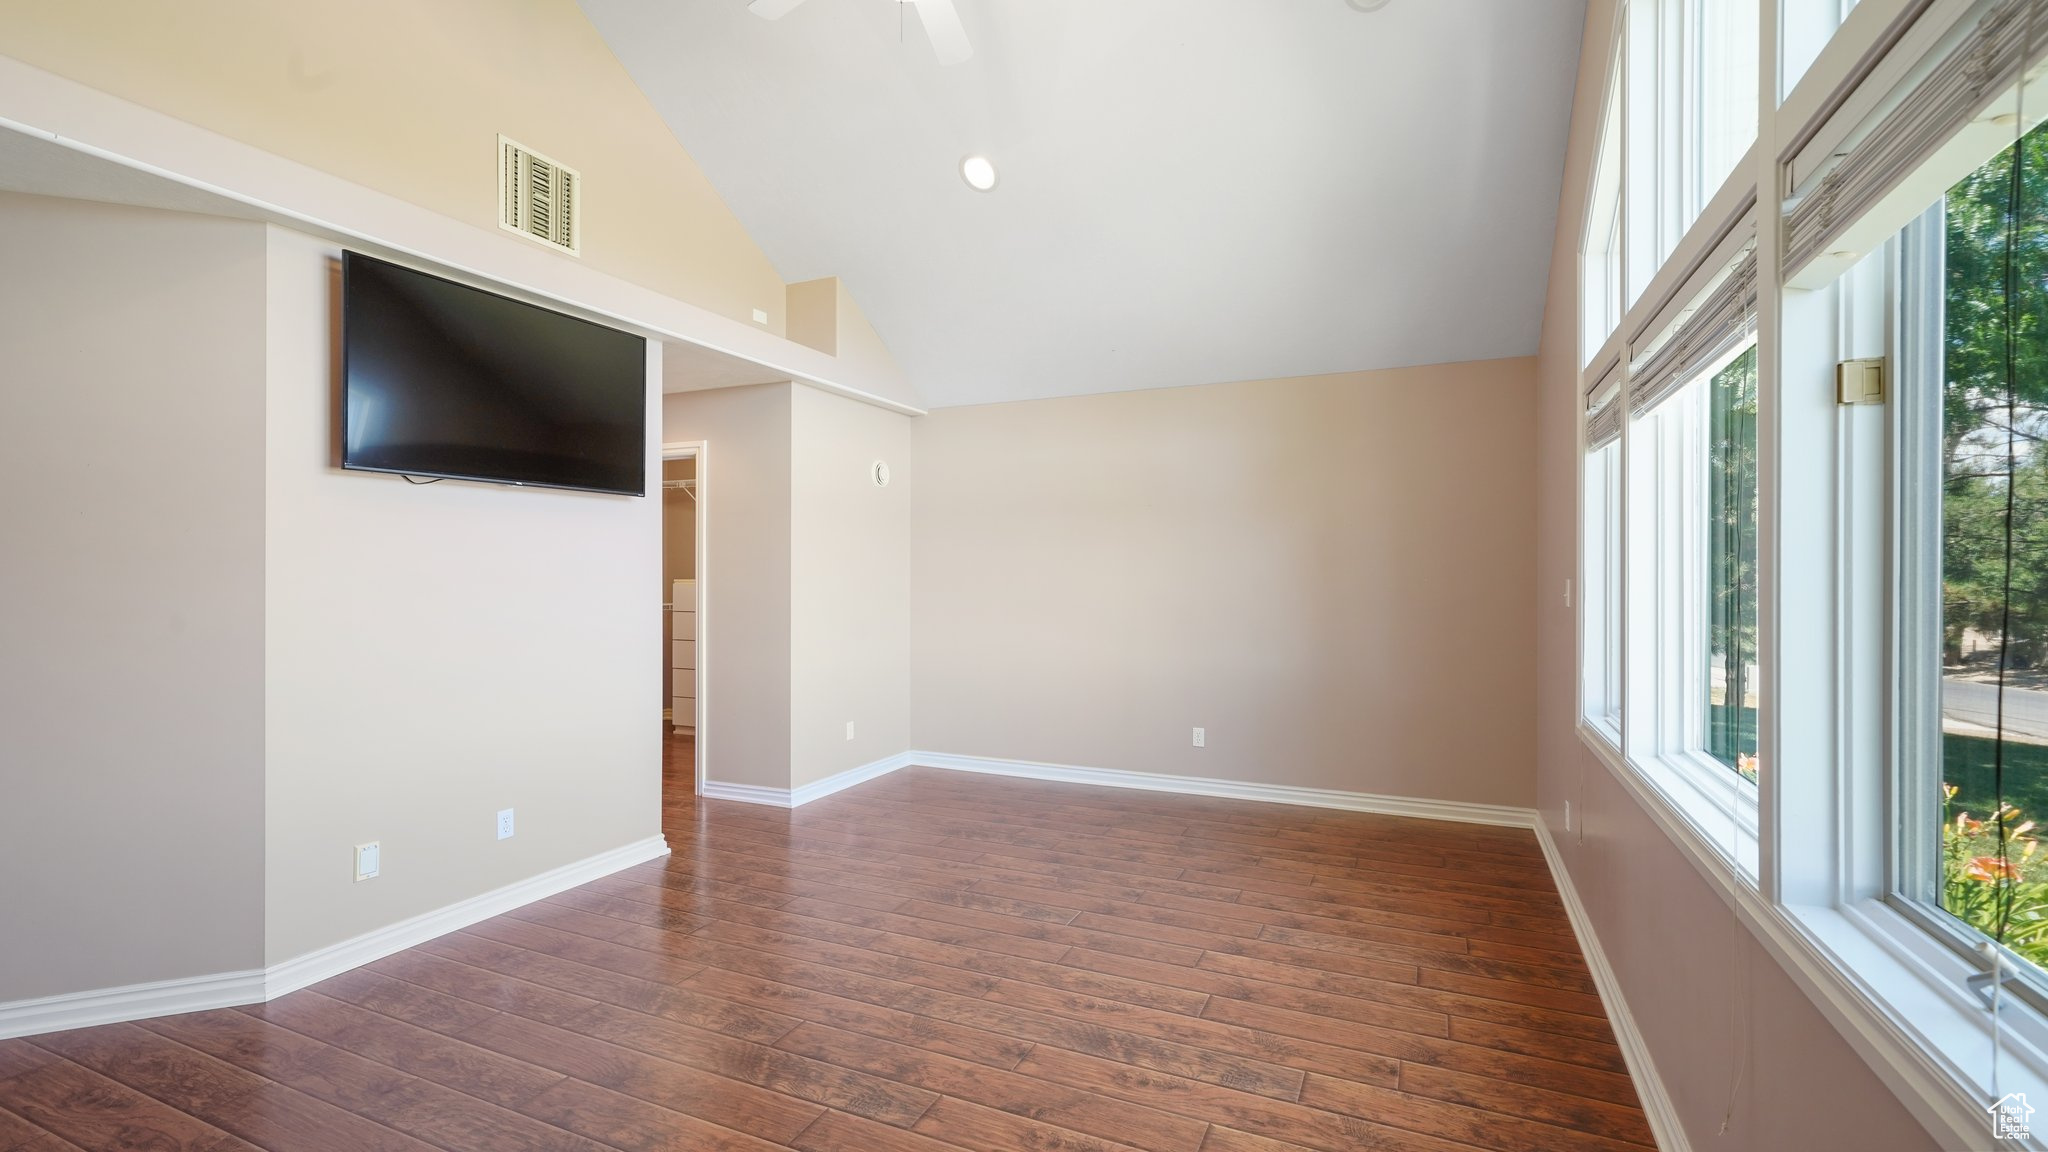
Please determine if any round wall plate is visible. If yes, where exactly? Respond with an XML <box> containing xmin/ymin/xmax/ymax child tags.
<box><xmin>872</xmin><ymin>459</ymin><xmax>891</xmax><ymax>488</ymax></box>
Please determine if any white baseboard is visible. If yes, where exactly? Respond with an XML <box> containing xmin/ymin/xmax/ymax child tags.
<box><xmin>705</xmin><ymin>750</ymin><xmax>1535</xmax><ymax>828</ymax></box>
<box><xmin>910</xmin><ymin>751</ymin><xmax>1539</xmax><ymax>828</ymax></box>
<box><xmin>702</xmin><ymin>752</ymin><xmax>916</xmax><ymax>808</ymax></box>
<box><xmin>698</xmin><ymin>779</ymin><xmax>794</xmax><ymax>806</ymax></box>
<box><xmin>1534</xmin><ymin>820</ymin><xmax>1690</xmax><ymax>1152</ymax></box>
<box><xmin>0</xmin><ymin>834</ymin><xmax>669</xmax><ymax>1041</ymax></box>
<box><xmin>0</xmin><ymin>966</ymin><xmax>267</xmax><ymax>1042</ymax></box>
<box><xmin>263</xmin><ymin>833</ymin><xmax>670</xmax><ymax>999</ymax></box>
<box><xmin>793</xmin><ymin>752</ymin><xmax>916</xmax><ymax>806</ymax></box>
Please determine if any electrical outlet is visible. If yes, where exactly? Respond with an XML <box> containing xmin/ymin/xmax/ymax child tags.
<box><xmin>1192</xmin><ymin>727</ymin><xmax>1206</xmax><ymax>748</ymax></box>
<box><xmin>497</xmin><ymin>808</ymin><xmax>515</xmax><ymax>840</ymax></box>
<box><xmin>846</xmin><ymin>721</ymin><xmax>856</xmax><ymax>742</ymax></box>
<box><xmin>752</xmin><ymin>308</ymin><xmax>770</xmax><ymax>325</ymax></box>
<box><xmin>355</xmin><ymin>841</ymin><xmax>381</xmax><ymax>882</ymax></box>
<box><xmin>1565</xmin><ymin>801</ymin><xmax>1573</xmax><ymax>832</ymax></box>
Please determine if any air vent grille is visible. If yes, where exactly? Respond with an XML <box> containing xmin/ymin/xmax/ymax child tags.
<box><xmin>498</xmin><ymin>135</ymin><xmax>580</xmax><ymax>256</ymax></box>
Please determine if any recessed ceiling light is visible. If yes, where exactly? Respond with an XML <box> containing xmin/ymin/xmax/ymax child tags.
<box><xmin>961</xmin><ymin>155</ymin><xmax>998</xmax><ymax>192</ymax></box>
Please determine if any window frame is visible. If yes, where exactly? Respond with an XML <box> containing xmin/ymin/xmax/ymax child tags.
<box><xmin>1583</xmin><ymin>56</ymin><xmax>1627</xmax><ymax>365</ymax></box>
<box><xmin>1768</xmin><ymin>187</ymin><xmax>2048</xmax><ymax>1146</ymax></box>
<box><xmin>1584</xmin><ymin>433</ymin><xmax>1625</xmax><ymax>744</ymax></box>
<box><xmin>1625</xmin><ymin>338</ymin><xmax>1766</xmax><ymax>879</ymax></box>
<box><xmin>1624</xmin><ymin>0</ymin><xmax>1761</xmax><ymax>309</ymax></box>
<box><xmin>1884</xmin><ymin>191</ymin><xmax>2048</xmax><ymax>1020</ymax></box>
<box><xmin>1891</xmin><ymin>201</ymin><xmax>1946</xmax><ymax>911</ymax></box>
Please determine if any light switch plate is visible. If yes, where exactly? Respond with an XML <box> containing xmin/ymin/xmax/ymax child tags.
<box><xmin>355</xmin><ymin>841</ymin><xmax>381</xmax><ymax>882</ymax></box>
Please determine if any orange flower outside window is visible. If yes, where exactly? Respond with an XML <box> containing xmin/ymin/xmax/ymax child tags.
<box><xmin>1967</xmin><ymin>856</ymin><xmax>2023</xmax><ymax>884</ymax></box>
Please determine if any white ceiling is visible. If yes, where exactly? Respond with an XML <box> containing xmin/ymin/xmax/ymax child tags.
<box><xmin>581</xmin><ymin>0</ymin><xmax>1585</xmax><ymax>408</ymax></box>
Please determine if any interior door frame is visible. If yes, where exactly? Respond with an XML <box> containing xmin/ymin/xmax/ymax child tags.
<box><xmin>661</xmin><ymin>439</ymin><xmax>707</xmax><ymax>797</ymax></box>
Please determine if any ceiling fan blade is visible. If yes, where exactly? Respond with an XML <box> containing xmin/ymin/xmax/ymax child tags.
<box><xmin>911</xmin><ymin>0</ymin><xmax>973</xmax><ymax>65</ymax></box>
<box><xmin>747</xmin><ymin>0</ymin><xmax>810</xmax><ymax>19</ymax></box>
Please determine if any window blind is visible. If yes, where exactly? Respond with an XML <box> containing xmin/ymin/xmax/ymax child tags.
<box><xmin>1629</xmin><ymin>246</ymin><xmax>1759</xmax><ymax>418</ymax></box>
<box><xmin>1783</xmin><ymin>0</ymin><xmax>2048</xmax><ymax>280</ymax></box>
<box><xmin>1587</xmin><ymin>366</ymin><xmax>1624</xmax><ymax>451</ymax></box>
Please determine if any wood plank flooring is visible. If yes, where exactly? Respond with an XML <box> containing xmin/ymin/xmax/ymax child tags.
<box><xmin>0</xmin><ymin>734</ymin><xmax>1650</xmax><ymax>1151</ymax></box>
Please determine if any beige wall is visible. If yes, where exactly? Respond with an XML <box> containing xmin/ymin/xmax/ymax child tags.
<box><xmin>660</xmin><ymin>379</ymin><xmax>912</xmax><ymax>794</ymax></box>
<box><xmin>786</xmin><ymin>277</ymin><xmax>912</xmax><ymax>404</ymax></box>
<box><xmin>0</xmin><ymin>193</ymin><xmax>267</xmax><ymax>1000</ymax></box>
<box><xmin>0</xmin><ymin>0</ymin><xmax>788</xmax><ymax>334</ymax></box>
<box><xmin>911</xmin><ymin>361</ymin><xmax>1538</xmax><ymax>805</ymax></box>
<box><xmin>791</xmin><ymin>385</ymin><xmax>915</xmax><ymax>790</ymax></box>
<box><xmin>263</xmin><ymin>226</ymin><xmax>663</xmax><ymax>965</ymax></box>
<box><xmin>661</xmin><ymin>381</ymin><xmax>793</xmax><ymax>790</ymax></box>
<box><xmin>786</xmin><ymin>279</ymin><xmax>839</xmax><ymax>356</ymax></box>
<box><xmin>1532</xmin><ymin>4</ymin><xmax>1934</xmax><ymax>1147</ymax></box>
<box><xmin>831</xmin><ymin>285</ymin><xmax>907</xmax><ymax>406</ymax></box>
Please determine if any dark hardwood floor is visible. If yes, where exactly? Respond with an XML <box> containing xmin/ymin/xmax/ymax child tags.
<box><xmin>0</xmin><ymin>733</ymin><xmax>1651</xmax><ymax>1151</ymax></box>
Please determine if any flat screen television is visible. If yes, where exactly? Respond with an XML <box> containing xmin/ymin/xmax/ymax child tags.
<box><xmin>341</xmin><ymin>251</ymin><xmax>647</xmax><ymax>496</ymax></box>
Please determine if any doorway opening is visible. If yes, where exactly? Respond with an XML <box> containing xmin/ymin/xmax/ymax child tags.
<box><xmin>661</xmin><ymin>440</ymin><xmax>705</xmax><ymax>801</ymax></box>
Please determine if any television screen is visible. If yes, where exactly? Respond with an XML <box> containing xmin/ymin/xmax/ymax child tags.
<box><xmin>341</xmin><ymin>251</ymin><xmax>647</xmax><ymax>496</ymax></box>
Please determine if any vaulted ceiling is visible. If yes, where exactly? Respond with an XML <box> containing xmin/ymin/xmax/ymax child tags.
<box><xmin>581</xmin><ymin>0</ymin><xmax>1585</xmax><ymax>408</ymax></box>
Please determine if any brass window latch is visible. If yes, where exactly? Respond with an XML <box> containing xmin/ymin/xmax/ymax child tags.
<box><xmin>1837</xmin><ymin>357</ymin><xmax>1886</xmax><ymax>405</ymax></box>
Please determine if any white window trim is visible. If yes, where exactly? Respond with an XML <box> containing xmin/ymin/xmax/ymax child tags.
<box><xmin>1585</xmin><ymin>714</ymin><xmax>1624</xmax><ymax>754</ymax></box>
<box><xmin>1786</xmin><ymin>900</ymin><xmax>2048</xmax><ymax>1147</ymax></box>
<box><xmin>1642</xmin><ymin>747</ymin><xmax>1762</xmax><ymax>869</ymax></box>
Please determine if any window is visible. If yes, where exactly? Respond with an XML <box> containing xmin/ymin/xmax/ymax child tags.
<box><xmin>1694</xmin><ymin>0</ymin><xmax>1759</xmax><ymax>211</ymax></box>
<box><xmin>1571</xmin><ymin>0</ymin><xmax>2048</xmax><ymax>1135</ymax></box>
<box><xmin>1897</xmin><ymin>121</ymin><xmax>2048</xmax><ymax>992</ymax></box>
<box><xmin>1584</xmin><ymin>386</ymin><xmax>1623</xmax><ymax>739</ymax></box>
<box><xmin>1779</xmin><ymin>0</ymin><xmax>1858</xmax><ymax>102</ymax></box>
<box><xmin>1705</xmin><ymin>347</ymin><xmax>1758</xmax><ymax>778</ymax></box>
<box><xmin>1625</xmin><ymin>0</ymin><xmax>1759</xmax><ymax>305</ymax></box>
<box><xmin>1583</xmin><ymin>61</ymin><xmax>1625</xmax><ymax>363</ymax></box>
<box><xmin>1625</xmin><ymin>339</ymin><xmax>1762</xmax><ymax>876</ymax></box>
